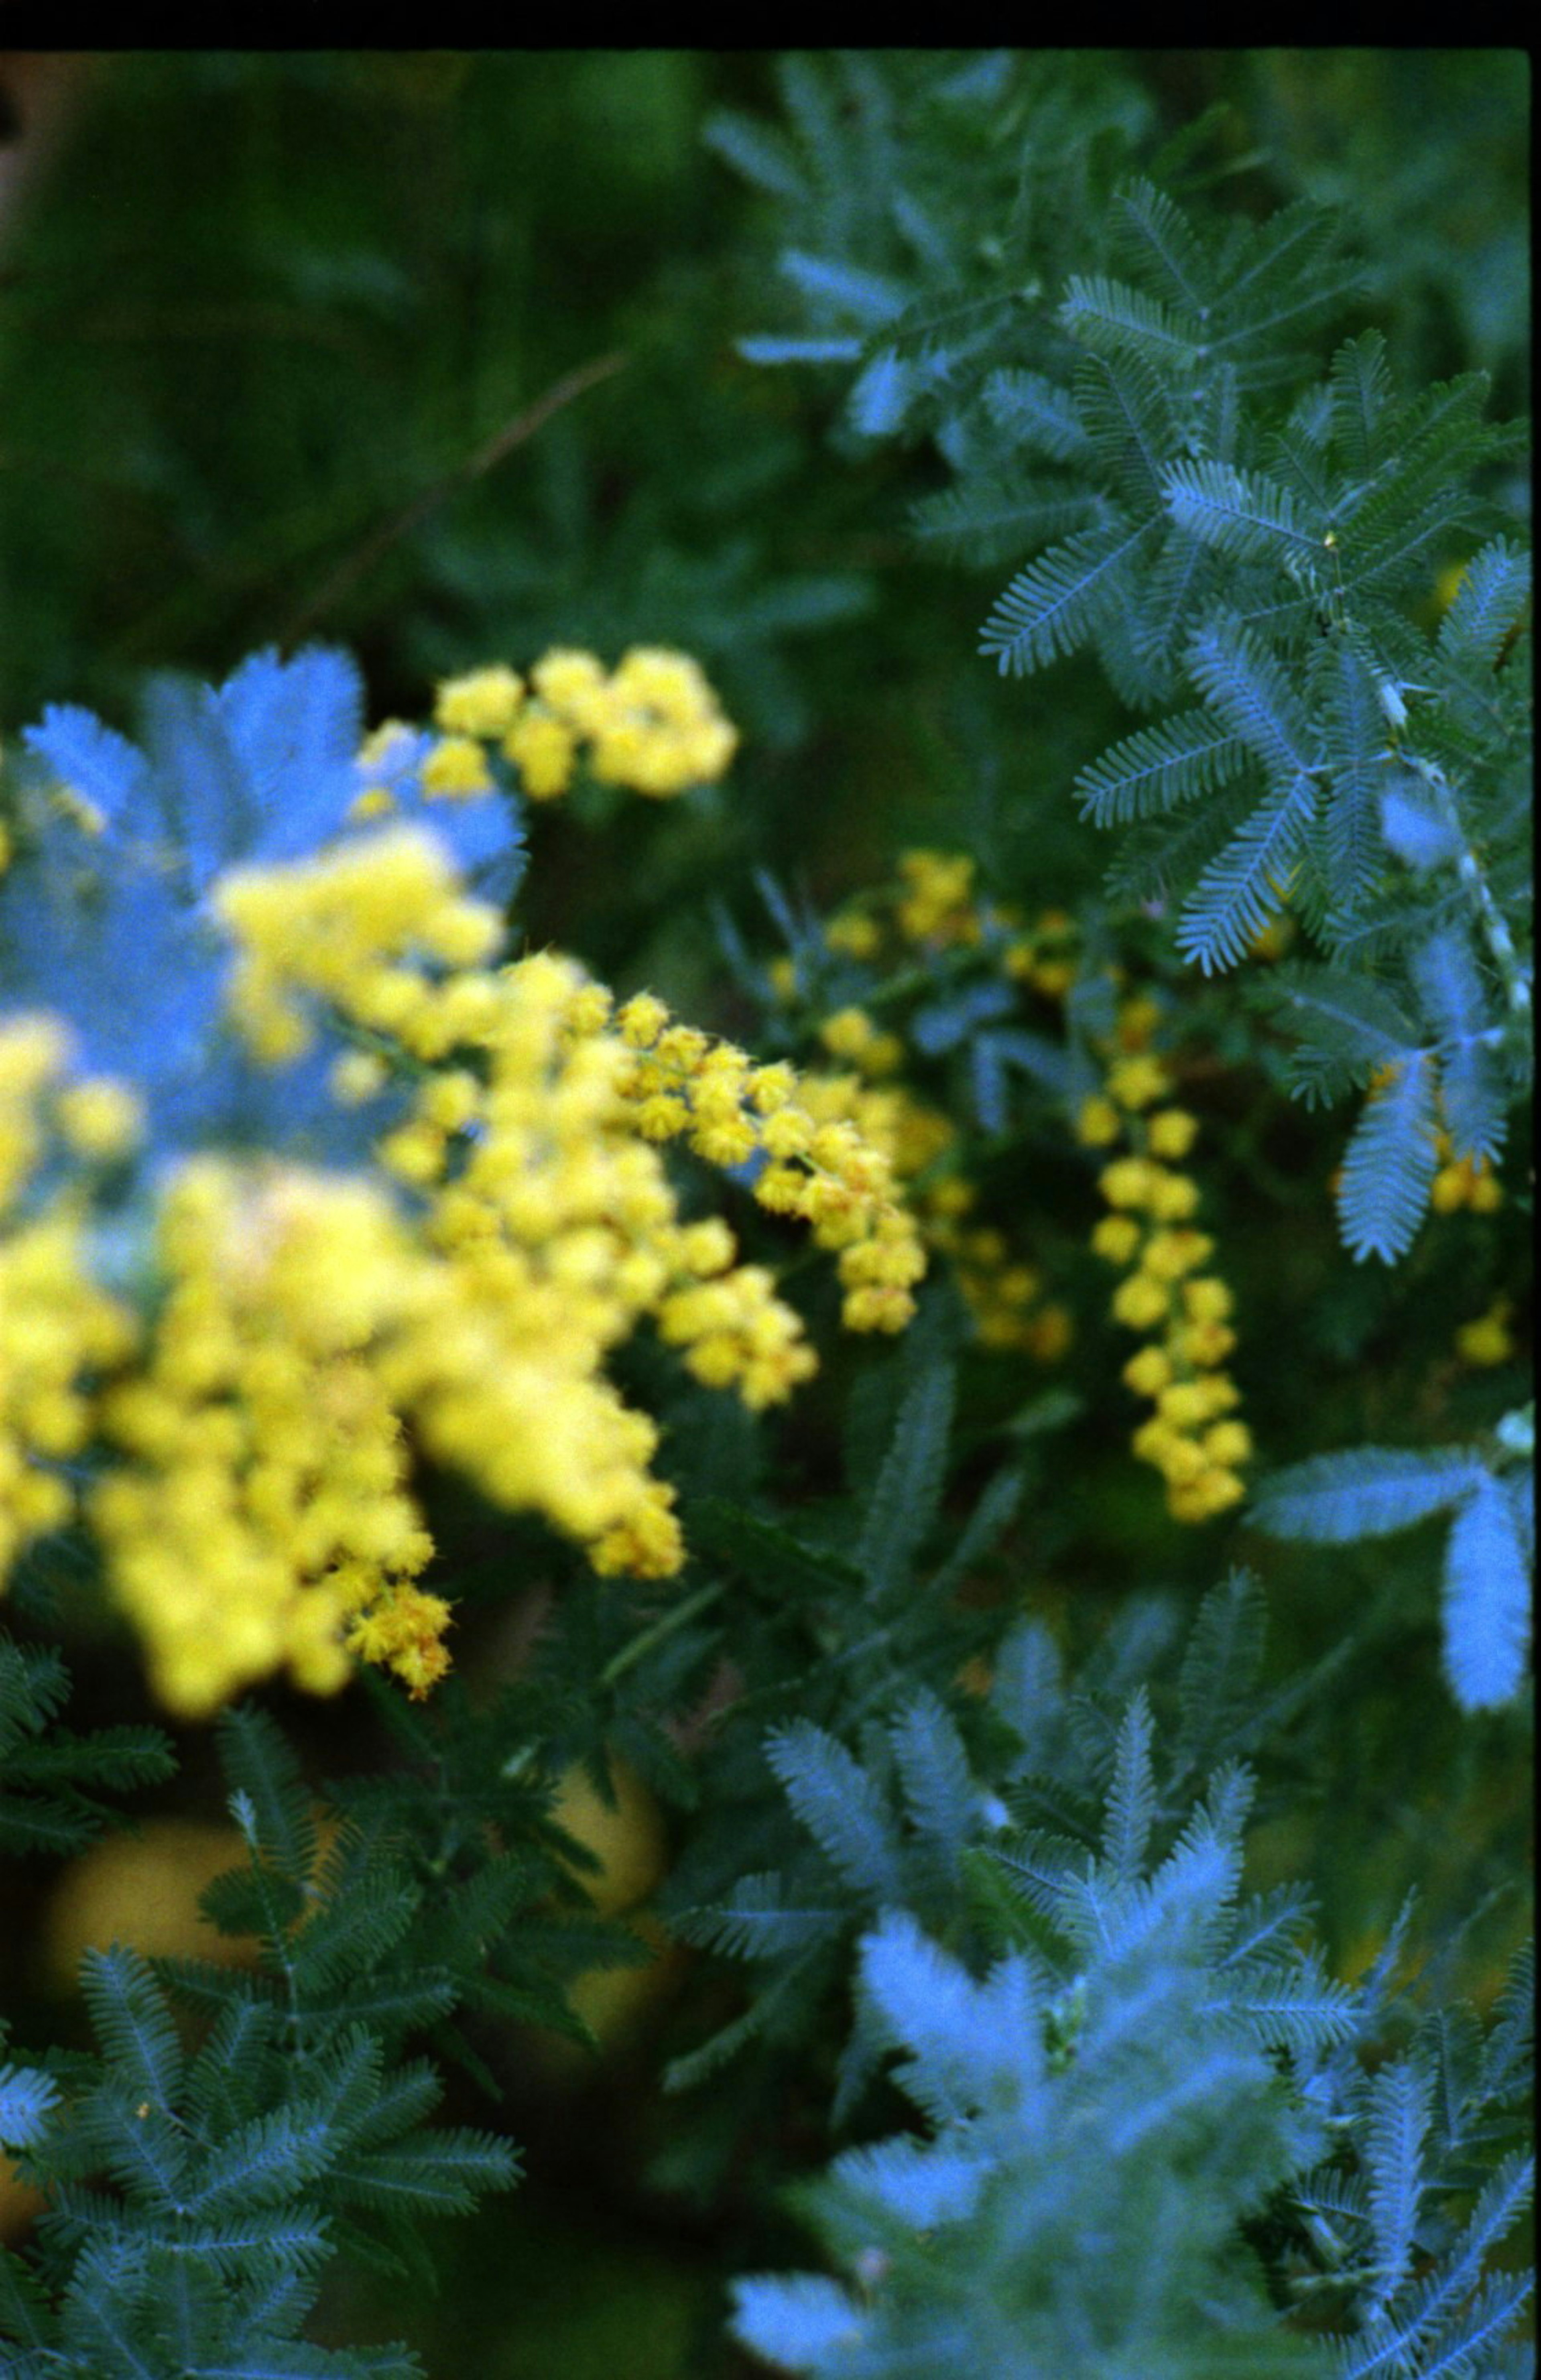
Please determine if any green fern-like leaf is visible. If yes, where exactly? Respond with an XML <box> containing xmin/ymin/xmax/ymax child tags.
<box><xmin>1335</xmin><ymin>1051</ymin><xmax>1441</xmax><ymax>1262</ymax></box>
<box><xmin>979</xmin><ymin>514</ymin><xmax>1155</xmax><ymax>676</ymax></box>
<box><xmin>1175</xmin><ymin>770</ymin><xmax>1318</xmax><ymax>974</ymax></box>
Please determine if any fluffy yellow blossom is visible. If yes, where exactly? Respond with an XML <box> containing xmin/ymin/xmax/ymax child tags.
<box><xmin>1092</xmin><ymin>1213</ymin><xmax>1143</xmax><ymax>1266</ymax></box>
<box><xmin>1076</xmin><ymin>1094</ymin><xmax>1122</xmax><ymax>1148</ymax></box>
<box><xmin>1122</xmin><ymin>1346</ymin><xmax>1173</xmax><ymax>1398</ymax></box>
<box><xmin>434</xmin><ymin>665</ymin><xmax>526</xmax><ymax>739</ymax></box>
<box><xmin>215</xmin><ymin>825</ymin><xmax>503</xmax><ymax>1066</ymax></box>
<box><xmin>1140</xmin><ymin>1229</ymin><xmax>1213</xmax><ymax>1283</ymax></box>
<box><xmin>1183</xmin><ymin>1278</ymin><xmax>1233</xmax><ymax>1326</ymax></box>
<box><xmin>1146</xmin><ymin>1169</ymin><xmax>1201</xmax><ymax>1223</ymax></box>
<box><xmin>894</xmin><ymin>850</ymin><xmax>979</xmax><ymax>947</ymax></box>
<box><xmin>503</xmin><ymin>705</ymin><xmax>578</xmax><ymax>800</ymax></box>
<box><xmin>491</xmin><ymin>647</ymin><xmax>738</xmax><ymax>801</ymax></box>
<box><xmin>1106</xmin><ymin>1054</ymin><xmax>1171</xmax><ymax>1111</ymax></box>
<box><xmin>817</xmin><ymin>1007</ymin><xmax>902</xmax><ymax>1075</ymax></box>
<box><xmin>1454</xmin><ymin>1298</ymin><xmax>1515</xmax><ymax>1367</ymax></box>
<box><xmin>329</xmin><ymin>1049</ymin><xmax>390</xmax><ymax>1106</ymax></box>
<box><xmin>608</xmin><ymin>993</ymin><xmax>927</xmax><ymax>1336</ymax></box>
<box><xmin>1099</xmin><ymin>1157</ymin><xmax>1161</xmax><ymax>1211</ymax></box>
<box><xmin>1086</xmin><ymin>1029</ymin><xmax>1248</xmax><ymax>1523</ymax></box>
<box><xmin>421</xmin><ymin>736</ymin><xmax>494</xmax><ymax>801</ymax></box>
<box><xmin>589</xmin><ymin>648</ymin><xmax>738</xmax><ymax>795</ymax></box>
<box><xmin>1431</xmin><ymin>1147</ymin><xmax>1504</xmax><ymax>1214</ymax></box>
<box><xmin>1166</xmin><ymin>1467</ymin><xmax>1247</xmax><ymax>1522</ymax></box>
<box><xmin>1202</xmin><ymin>1419</ymin><xmax>1253</xmax><ymax>1467</ymax></box>
<box><xmin>1146</xmin><ymin>1108</ymin><xmax>1199</xmax><ymax>1162</ymax></box>
<box><xmin>531</xmin><ymin>648</ymin><xmax>611</xmax><ymax>732</ymax></box>
<box><xmin>823</xmin><ymin>910</ymin><xmax>881</xmax><ymax>960</ymax></box>
<box><xmin>1112</xmin><ymin>1272</ymin><xmax>1171</xmax><ymax>1331</ymax></box>
<box><xmin>658</xmin><ymin>1263</ymin><xmax>818</xmax><ymax>1409</ymax></box>
<box><xmin>53</xmin><ymin>1079</ymin><xmax>144</xmax><ymax>1163</ymax></box>
<box><xmin>2</xmin><ymin>1206</ymin><xmax>137</xmax><ymax>1585</ymax></box>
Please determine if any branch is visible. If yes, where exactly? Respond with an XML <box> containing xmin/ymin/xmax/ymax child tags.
<box><xmin>283</xmin><ymin>348</ymin><xmax>630</xmax><ymax>640</ymax></box>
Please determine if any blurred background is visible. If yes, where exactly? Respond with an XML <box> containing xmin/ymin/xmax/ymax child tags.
<box><xmin>0</xmin><ymin>49</ymin><xmax>1529</xmax><ymax>2378</ymax></box>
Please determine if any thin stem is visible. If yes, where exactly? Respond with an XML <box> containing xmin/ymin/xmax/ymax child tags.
<box><xmin>600</xmin><ymin>1580</ymin><xmax>724</xmax><ymax>1690</ymax></box>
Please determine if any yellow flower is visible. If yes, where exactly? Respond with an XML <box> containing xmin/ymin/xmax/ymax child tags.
<box><xmin>1182</xmin><ymin>1277</ymin><xmax>1233</xmax><ymax>1326</ymax></box>
<box><xmin>503</xmin><ymin>705</ymin><xmax>577</xmax><ymax>799</ymax></box>
<box><xmin>1098</xmin><ymin>1157</ymin><xmax>1159</xmax><ymax>1211</ymax></box>
<box><xmin>53</xmin><ymin>1077</ymin><xmax>144</xmax><ymax>1162</ymax></box>
<box><xmin>421</xmin><ymin>736</ymin><xmax>494</xmax><ymax>801</ymax></box>
<box><xmin>1146</xmin><ymin>1108</ymin><xmax>1199</xmax><ymax>1161</ymax></box>
<box><xmin>1112</xmin><ymin>1272</ymin><xmax>1171</xmax><ymax>1331</ymax></box>
<box><xmin>1116</xmin><ymin>995</ymin><xmax>1162</xmax><ymax>1050</ymax></box>
<box><xmin>1140</xmin><ymin>1229</ymin><xmax>1212</xmax><ymax>1282</ymax></box>
<box><xmin>531</xmin><ymin>648</ymin><xmax>612</xmax><ymax>732</ymax></box>
<box><xmin>823</xmin><ymin>911</ymin><xmax>880</xmax><ymax>959</ymax></box>
<box><xmin>1091</xmin><ymin>1213</ymin><xmax>1143</xmax><ymax>1266</ymax></box>
<box><xmin>329</xmin><ymin>1049</ymin><xmax>389</xmax><ymax>1106</ymax></box>
<box><xmin>1122</xmin><ymin>1345</ymin><xmax>1173</xmax><ymax>1398</ymax></box>
<box><xmin>1075</xmin><ymin>1094</ymin><xmax>1122</xmax><ymax>1148</ymax></box>
<box><xmin>1156</xmin><ymin>1381</ymin><xmax>1213</xmax><ymax>1429</ymax></box>
<box><xmin>1455</xmin><ymin>1299</ymin><xmax>1515</xmax><ymax>1368</ymax></box>
<box><xmin>1146</xmin><ymin>1169</ymin><xmax>1201</xmax><ymax>1223</ymax></box>
<box><xmin>1202</xmin><ymin>1419</ymin><xmax>1253</xmax><ymax>1466</ymax></box>
<box><xmin>434</xmin><ymin>665</ymin><xmax>525</xmax><ymax>739</ymax></box>
<box><xmin>1106</xmin><ymin>1054</ymin><xmax>1171</xmax><ymax>1111</ymax></box>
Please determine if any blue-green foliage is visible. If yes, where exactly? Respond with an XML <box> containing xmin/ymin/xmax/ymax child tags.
<box><xmin>725</xmin><ymin>1585</ymin><xmax>1534</xmax><ymax>2376</ymax></box>
<box><xmin>0</xmin><ymin>1693</ymin><xmax>525</xmax><ymax>2380</ymax></box>
<box><xmin>1248</xmin><ymin>1433</ymin><xmax>1533</xmax><ymax>1713</ymax></box>
<box><xmin>0</xmin><ymin>1636</ymin><xmax>175</xmax><ymax>1862</ymax></box>
<box><xmin>0</xmin><ymin>1656</ymin><xmax>663</xmax><ymax>2374</ymax></box>
<box><xmin>0</xmin><ymin>647</ymin><xmax>527</xmax><ymax>1169</ymax></box>
<box><xmin>661</xmin><ymin>1341</ymin><xmax>1022</xmax><ymax>2111</ymax></box>
<box><xmin>672</xmin><ymin>1560</ymin><xmax>1331</xmax><ymax>2125</ymax></box>
<box><xmin>717</xmin><ymin>55</ymin><xmax>1532</xmax><ymax>1265</ymax></box>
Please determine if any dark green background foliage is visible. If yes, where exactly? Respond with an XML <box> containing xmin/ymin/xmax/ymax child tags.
<box><xmin>0</xmin><ymin>49</ymin><xmax>1531</xmax><ymax>2379</ymax></box>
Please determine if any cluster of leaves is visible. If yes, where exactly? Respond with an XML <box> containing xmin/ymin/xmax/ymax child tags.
<box><xmin>1251</xmin><ymin>1410</ymin><xmax>1535</xmax><ymax>1715</ymax></box>
<box><xmin>0</xmin><ymin>1654</ymin><xmax>674</xmax><ymax>2377</ymax></box>
<box><xmin>718</xmin><ymin>52</ymin><xmax>1531</xmax><ymax>1269</ymax></box>
<box><xmin>721</xmin><ymin>1575</ymin><xmax>1534</xmax><ymax>2377</ymax></box>
<box><xmin>0</xmin><ymin>49</ymin><xmax>1531</xmax><ymax>2380</ymax></box>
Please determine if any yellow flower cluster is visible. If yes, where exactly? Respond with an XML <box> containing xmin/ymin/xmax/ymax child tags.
<box><xmin>924</xmin><ymin>1189</ymin><xmax>1074</xmax><ymax>1358</ymax></box>
<box><xmin>0</xmin><ymin>1019</ymin><xmax>141</xmax><ymax>1583</ymax></box>
<box><xmin>200</xmin><ymin>811</ymin><xmax>935</xmax><ymax>1687</ymax></box>
<box><xmin>892</xmin><ymin>850</ymin><xmax>983</xmax><ymax>949</ymax></box>
<box><xmin>1431</xmin><ymin>1131</ymin><xmax>1503</xmax><ymax>1215</ymax></box>
<box><xmin>610</xmin><ymin>993</ymin><xmax>927</xmax><ymax>1335</ymax></box>
<box><xmin>1001</xmin><ymin>907</ymin><xmax>1080</xmax><ymax>1001</ymax></box>
<box><xmin>777</xmin><ymin>864</ymin><xmax>1087</xmax><ymax>1360</ymax></box>
<box><xmin>823</xmin><ymin>855</ymin><xmax>1081</xmax><ymax>1005</ymax></box>
<box><xmin>429</xmin><ymin>646</ymin><xmax>738</xmax><ymax>804</ymax></box>
<box><xmin>1454</xmin><ymin>1297</ymin><xmax>1515</xmax><ymax>1368</ymax></box>
<box><xmin>214</xmin><ymin>824</ymin><xmax>504</xmax><ymax>1067</ymax></box>
<box><xmin>89</xmin><ymin>1160</ymin><xmax>446</xmax><ymax>1715</ymax></box>
<box><xmin>816</xmin><ymin>1005</ymin><xmax>905</xmax><ymax>1078</ymax></box>
<box><xmin>1</xmin><ymin>1016</ymin><xmax>142</xmax><ymax>1208</ymax></box>
<box><xmin>1085</xmin><ymin>1010</ymin><xmax>1250</xmax><ymax>1523</ymax></box>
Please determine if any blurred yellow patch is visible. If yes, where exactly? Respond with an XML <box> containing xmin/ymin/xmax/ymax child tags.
<box><xmin>0</xmin><ymin>2158</ymin><xmax>45</xmax><ymax>2242</ymax></box>
<box><xmin>38</xmin><ymin>1820</ymin><xmax>256</xmax><ymax>1991</ymax></box>
<box><xmin>550</xmin><ymin>1756</ymin><xmax>668</xmax><ymax>1919</ymax></box>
